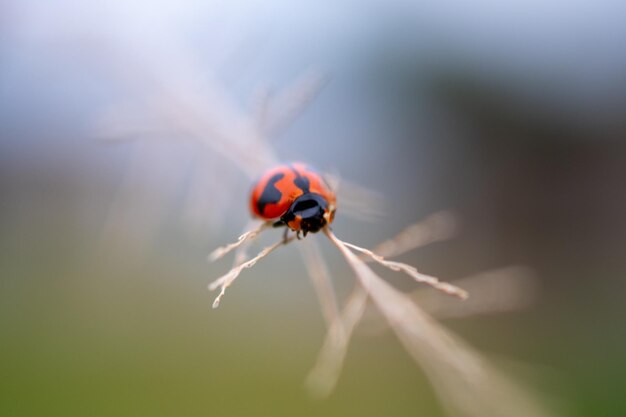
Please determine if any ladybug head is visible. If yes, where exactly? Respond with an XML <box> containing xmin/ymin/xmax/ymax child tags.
<box><xmin>280</xmin><ymin>193</ymin><xmax>334</xmax><ymax>235</ymax></box>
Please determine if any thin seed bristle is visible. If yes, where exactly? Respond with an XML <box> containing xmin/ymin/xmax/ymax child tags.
<box><xmin>299</xmin><ymin>239</ymin><xmax>341</xmax><ymax>327</ymax></box>
<box><xmin>414</xmin><ymin>266</ymin><xmax>537</xmax><ymax>319</ymax></box>
<box><xmin>370</xmin><ymin>211</ymin><xmax>456</xmax><ymax>259</ymax></box>
<box><xmin>208</xmin><ymin>221</ymin><xmax>270</xmax><ymax>262</ymax></box>
<box><xmin>305</xmin><ymin>284</ymin><xmax>368</xmax><ymax>397</ymax></box>
<box><xmin>338</xmin><ymin>238</ymin><xmax>468</xmax><ymax>299</ymax></box>
<box><xmin>307</xmin><ymin>215</ymin><xmax>463</xmax><ymax>397</ymax></box>
<box><xmin>209</xmin><ymin>234</ymin><xmax>296</xmax><ymax>308</ymax></box>
<box><xmin>324</xmin><ymin>228</ymin><xmax>552</xmax><ymax>417</ymax></box>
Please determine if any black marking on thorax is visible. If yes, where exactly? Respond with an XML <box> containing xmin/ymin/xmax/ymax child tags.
<box><xmin>280</xmin><ymin>192</ymin><xmax>328</xmax><ymax>234</ymax></box>
<box><xmin>257</xmin><ymin>173</ymin><xmax>285</xmax><ymax>214</ymax></box>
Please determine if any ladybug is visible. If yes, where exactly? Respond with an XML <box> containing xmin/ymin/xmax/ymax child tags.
<box><xmin>250</xmin><ymin>163</ymin><xmax>336</xmax><ymax>236</ymax></box>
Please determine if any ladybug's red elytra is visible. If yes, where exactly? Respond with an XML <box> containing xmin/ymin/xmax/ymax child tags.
<box><xmin>250</xmin><ymin>163</ymin><xmax>336</xmax><ymax>236</ymax></box>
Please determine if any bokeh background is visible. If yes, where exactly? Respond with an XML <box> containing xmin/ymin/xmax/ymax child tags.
<box><xmin>2</xmin><ymin>1</ymin><xmax>626</xmax><ymax>416</ymax></box>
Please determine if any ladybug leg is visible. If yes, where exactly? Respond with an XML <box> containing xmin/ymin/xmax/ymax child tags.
<box><xmin>282</xmin><ymin>227</ymin><xmax>290</xmax><ymax>243</ymax></box>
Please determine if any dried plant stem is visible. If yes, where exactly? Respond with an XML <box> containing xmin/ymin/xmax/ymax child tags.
<box><xmin>325</xmin><ymin>228</ymin><xmax>553</xmax><ymax>417</ymax></box>
<box><xmin>262</xmin><ymin>70</ymin><xmax>329</xmax><ymax>138</ymax></box>
<box><xmin>307</xmin><ymin>213</ymin><xmax>462</xmax><ymax>397</ymax></box>
<box><xmin>209</xmin><ymin>234</ymin><xmax>296</xmax><ymax>308</ymax></box>
<box><xmin>228</xmin><ymin>219</ymin><xmax>260</xmax><ymax>268</ymax></box>
<box><xmin>335</xmin><ymin>236</ymin><xmax>468</xmax><ymax>299</ymax></box>
<box><xmin>249</xmin><ymin>84</ymin><xmax>272</xmax><ymax>131</ymax></box>
<box><xmin>330</xmin><ymin>177</ymin><xmax>386</xmax><ymax>221</ymax></box>
<box><xmin>299</xmin><ymin>239</ymin><xmax>341</xmax><ymax>327</ymax></box>
<box><xmin>306</xmin><ymin>284</ymin><xmax>368</xmax><ymax>397</ymax></box>
<box><xmin>413</xmin><ymin>266</ymin><xmax>537</xmax><ymax>320</ymax></box>
<box><xmin>208</xmin><ymin>221</ymin><xmax>271</xmax><ymax>262</ymax></box>
<box><xmin>370</xmin><ymin>210</ymin><xmax>456</xmax><ymax>259</ymax></box>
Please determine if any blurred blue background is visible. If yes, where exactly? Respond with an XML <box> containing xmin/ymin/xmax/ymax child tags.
<box><xmin>1</xmin><ymin>1</ymin><xmax>626</xmax><ymax>416</ymax></box>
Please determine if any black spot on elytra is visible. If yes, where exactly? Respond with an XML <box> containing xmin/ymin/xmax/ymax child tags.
<box><xmin>290</xmin><ymin>166</ymin><xmax>310</xmax><ymax>193</ymax></box>
<box><xmin>257</xmin><ymin>173</ymin><xmax>285</xmax><ymax>214</ymax></box>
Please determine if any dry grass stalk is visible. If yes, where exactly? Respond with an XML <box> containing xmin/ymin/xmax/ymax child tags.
<box><xmin>370</xmin><ymin>210</ymin><xmax>456</xmax><ymax>258</ymax></box>
<box><xmin>99</xmin><ymin>39</ymin><xmax>553</xmax><ymax>414</ymax></box>
<box><xmin>208</xmin><ymin>221</ymin><xmax>271</xmax><ymax>262</ymax></box>
<box><xmin>262</xmin><ymin>70</ymin><xmax>329</xmax><ymax>137</ymax></box>
<box><xmin>307</xmin><ymin>211</ymin><xmax>461</xmax><ymax>396</ymax></box>
<box><xmin>298</xmin><ymin>239</ymin><xmax>341</xmax><ymax>327</ymax></box>
<box><xmin>209</xmin><ymin>234</ymin><xmax>296</xmax><ymax>308</ymax></box>
<box><xmin>328</xmin><ymin>176</ymin><xmax>386</xmax><ymax>221</ymax></box>
<box><xmin>338</xmin><ymin>238</ymin><xmax>468</xmax><ymax>299</ymax></box>
<box><xmin>413</xmin><ymin>266</ymin><xmax>537</xmax><ymax>320</ymax></box>
<box><xmin>249</xmin><ymin>84</ymin><xmax>272</xmax><ymax>131</ymax></box>
<box><xmin>306</xmin><ymin>284</ymin><xmax>368</xmax><ymax>397</ymax></box>
<box><xmin>359</xmin><ymin>266</ymin><xmax>539</xmax><ymax>337</ymax></box>
<box><xmin>325</xmin><ymin>228</ymin><xmax>553</xmax><ymax>417</ymax></box>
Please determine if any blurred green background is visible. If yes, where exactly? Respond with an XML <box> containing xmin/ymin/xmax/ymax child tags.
<box><xmin>2</xmin><ymin>1</ymin><xmax>626</xmax><ymax>416</ymax></box>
